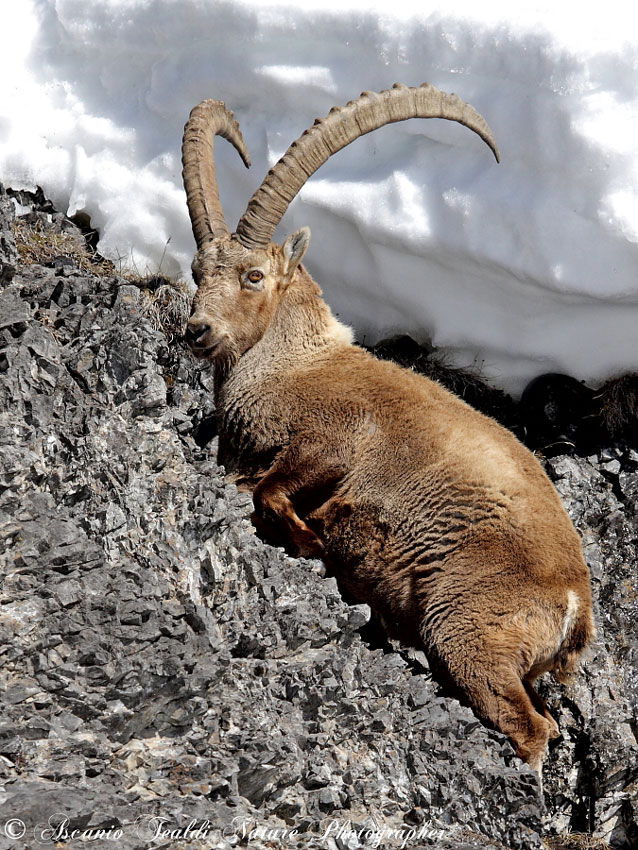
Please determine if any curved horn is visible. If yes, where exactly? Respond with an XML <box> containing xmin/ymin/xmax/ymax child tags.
<box><xmin>235</xmin><ymin>82</ymin><xmax>499</xmax><ymax>249</ymax></box>
<box><xmin>182</xmin><ymin>100</ymin><xmax>251</xmax><ymax>248</ymax></box>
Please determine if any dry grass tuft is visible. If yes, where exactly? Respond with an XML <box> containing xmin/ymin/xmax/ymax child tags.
<box><xmin>11</xmin><ymin>216</ymin><xmax>114</xmax><ymax>277</ymax></box>
<box><xmin>139</xmin><ymin>279</ymin><xmax>192</xmax><ymax>342</ymax></box>
<box><xmin>544</xmin><ymin>833</ymin><xmax>611</xmax><ymax>850</ymax></box>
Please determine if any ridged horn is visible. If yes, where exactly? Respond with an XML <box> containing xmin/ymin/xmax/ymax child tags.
<box><xmin>182</xmin><ymin>100</ymin><xmax>251</xmax><ymax>248</ymax></box>
<box><xmin>235</xmin><ymin>82</ymin><xmax>499</xmax><ymax>249</ymax></box>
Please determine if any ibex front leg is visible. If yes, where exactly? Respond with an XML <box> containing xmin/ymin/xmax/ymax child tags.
<box><xmin>252</xmin><ymin>437</ymin><xmax>346</xmax><ymax>558</ymax></box>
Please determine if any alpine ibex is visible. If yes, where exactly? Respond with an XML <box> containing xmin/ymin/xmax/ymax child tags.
<box><xmin>182</xmin><ymin>84</ymin><xmax>594</xmax><ymax>777</ymax></box>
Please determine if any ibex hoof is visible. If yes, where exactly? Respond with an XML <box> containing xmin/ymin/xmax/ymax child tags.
<box><xmin>293</xmin><ymin>529</ymin><xmax>325</xmax><ymax>559</ymax></box>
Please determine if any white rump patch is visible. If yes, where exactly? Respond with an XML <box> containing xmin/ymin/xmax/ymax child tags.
<box><xmin>560</xmin><ymin>590</ymin><xmax>580</xmax><ymax>646</ymax></box>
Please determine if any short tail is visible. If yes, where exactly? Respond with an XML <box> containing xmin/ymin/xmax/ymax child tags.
<box><xmin>552</xmin><ymin>590</ymin><xmax>595</xmax><ymax>684</ymax></box>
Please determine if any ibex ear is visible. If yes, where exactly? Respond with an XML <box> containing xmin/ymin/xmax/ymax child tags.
<box><xmin>282</xmin><ymin>227</ymin><xmax>310</xmax><ymax>277</ymax></box>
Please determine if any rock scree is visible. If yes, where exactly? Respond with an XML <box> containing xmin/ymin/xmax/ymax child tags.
<box><xmin>0</xmin><ymin>184</ymin><xmax>636</xmax><ymax>850</ymax></box>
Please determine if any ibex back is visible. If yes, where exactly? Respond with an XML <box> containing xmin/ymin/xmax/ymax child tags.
<box><xmin>182</xmin><ymin>84</ymin><xmax>594</xmax><ymax>778</ymax></box>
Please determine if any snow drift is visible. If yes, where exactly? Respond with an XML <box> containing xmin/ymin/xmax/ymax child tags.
<box><xmin>1</xmin><ymin>0</ymin><xmax>637</xmax><ymax>392</ymax></box>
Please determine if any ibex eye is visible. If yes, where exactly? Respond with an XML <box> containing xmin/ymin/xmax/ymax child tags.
<box><xmin>247</xmin><ymin>270</ymin><xmax>263</xmax><ymax>283</ymax></box>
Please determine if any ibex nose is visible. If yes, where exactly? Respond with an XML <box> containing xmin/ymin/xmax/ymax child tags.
<box><xmin>186</xmin><ymin>320</ymin><xmax>211</xmax><ymax>344</ymax></box>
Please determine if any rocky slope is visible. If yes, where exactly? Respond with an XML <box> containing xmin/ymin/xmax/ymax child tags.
<box><xmin>0</xmin><ymin>185</ymin><xmax>636</xmax><ymax>849</ymax></box>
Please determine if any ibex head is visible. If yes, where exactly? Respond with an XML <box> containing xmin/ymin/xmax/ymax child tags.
<box><xmin>182</xmin><ymin>84</ymin><xmax>499</xmax><ymax>367</ymax></box>
<box><xmin>186</xmin><ymin>226</ymin><xmax>310</xmax><ymax>366</ymax></box>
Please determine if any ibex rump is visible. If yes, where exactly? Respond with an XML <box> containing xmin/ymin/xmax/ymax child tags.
<box><xmin>182</xmin><ymin>84</ymin><xmax>594</xmax><ymax>777</ymax></box>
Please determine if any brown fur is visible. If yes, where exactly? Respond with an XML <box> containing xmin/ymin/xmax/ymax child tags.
<box><xmin>187</xmin><ymin>230</ymin><xmax>595</xmax><ymax>779</ymax></box>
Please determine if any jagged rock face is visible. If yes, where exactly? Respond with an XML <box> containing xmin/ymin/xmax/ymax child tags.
<box><xmin>0</xmin><ymin>188</ymin><xmax>18</xmax><ymax>283</ymax></box>
<box><xmin>0</xmin><ymin>186</ymin><xmax>636</xmax><ymax>850</ymax></box>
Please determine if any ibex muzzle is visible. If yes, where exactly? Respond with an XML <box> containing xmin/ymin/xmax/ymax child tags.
<box><xmin>181</xmin><ymin>84</ymin><xmax>594</xmax><ymax>781</ymax></box>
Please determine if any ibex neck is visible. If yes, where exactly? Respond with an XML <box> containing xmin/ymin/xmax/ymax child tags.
<box><xmin>220</xmin><ymin>271</ymin><xmax>353</xmax><ymax>395</ymax></box>
<box><xmin>269</xmin><ymin>272</ymin><xmax>353</xmax><ymax>359</ymax></box>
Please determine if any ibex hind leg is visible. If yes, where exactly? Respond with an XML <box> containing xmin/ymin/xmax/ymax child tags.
<box><xmin>523</xmin><ymin>678</ymin><xmax>560</xmax><ymax>741</ymax></box>
<box><xmin>423</xmin><ymin>627</ymin><xmax>553</xmax><ymax>780</ymax></box>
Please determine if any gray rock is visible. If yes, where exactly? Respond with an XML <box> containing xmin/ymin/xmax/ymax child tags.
<box><xmin>0</xmin><ymin>184</ymin><xmax>18</xmax><ymax>283</ymax></box>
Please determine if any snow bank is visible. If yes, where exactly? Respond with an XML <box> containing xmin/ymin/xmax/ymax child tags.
<box><xmin>1</xmin><ymin>0</ymin><xmax>637</xmax><ymax>392</ymax></box>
